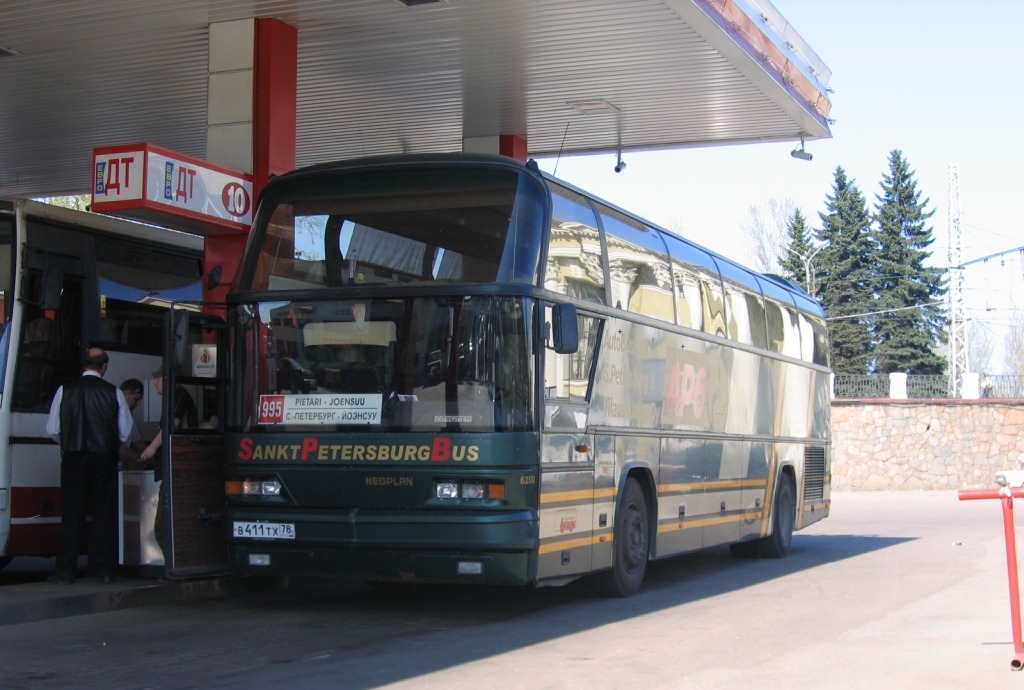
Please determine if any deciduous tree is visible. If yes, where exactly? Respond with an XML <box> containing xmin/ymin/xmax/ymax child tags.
<box><xmin>740</xmin><ymin>198</ymin><xmax>795</xmax><ymax>274</ymax></box>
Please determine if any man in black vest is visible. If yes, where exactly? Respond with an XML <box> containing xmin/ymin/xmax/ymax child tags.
<box><xmin>46</xmin><ymin>347</ymin><xmax>134</xmax><ymax>583</ymax></box>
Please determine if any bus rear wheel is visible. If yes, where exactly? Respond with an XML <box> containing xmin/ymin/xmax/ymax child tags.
<box><xmin>760</xmin><ymin>474</ymin><xmax>796</xmax><ymax>558</ymax></box>
<box><xmin>729</xmin><ymin>474</ymin><xmax>796</xmax><ymax>560</ymax></box>
<box><xmin>594</xmin><ymin>477</ymin><xmax>649</xmax><ymax>598</ymax></box>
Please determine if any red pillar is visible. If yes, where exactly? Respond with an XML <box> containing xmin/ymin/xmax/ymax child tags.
<box><xmin>499</xmin><ymin>135</ymin><xmax>528</xmax><ymax>162</ymax></box>
<box><xmin>205</xmin><ymin>18</ymin><xmax>297</xmax><ymax>306</ymax></box>
<box><xmin>253</xmin><ymin>18</ymin><xmax>297</xmax><ymax>198</ymax></box>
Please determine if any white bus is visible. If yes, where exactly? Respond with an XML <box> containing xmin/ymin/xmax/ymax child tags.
<box><xmin>0</xmin><ymin>199</ymin><xmax>204</xmax><ymax>568</ymax></box>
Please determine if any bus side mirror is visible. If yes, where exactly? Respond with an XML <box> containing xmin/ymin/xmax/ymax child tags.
<box><xmin>552</xmin><ymin>303</ymin><xmax>579</xmax><ymax>354</ymax></box>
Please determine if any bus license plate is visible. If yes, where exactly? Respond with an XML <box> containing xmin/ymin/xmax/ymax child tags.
<box><xmin>233</xmin><ymin>521</ymin><xmax>295</xmax><ymax>540</ymax></box>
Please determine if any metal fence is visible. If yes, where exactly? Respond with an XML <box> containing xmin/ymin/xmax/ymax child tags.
<box><xmin>833</xmin><ymin>374</ymin><xmax>1024</xmax><ymax>400</ymax></box>
<box><xmin>986</xmin><ymin>375</ymin><xmax>1024</xmax><ymax>399</ymax></box>
<box><xmin>906</xmin><ymin>375</ymin><xmax>953</xmax><ymax>399</ymax></box>
<box><xmin>833</xmin><ymin>375</ymin><xmax>889</xmax><ymax>399</ymax></box>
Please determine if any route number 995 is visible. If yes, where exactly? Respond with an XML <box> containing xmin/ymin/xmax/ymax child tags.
<box><xmin>258</xmin><ymin>395</ymin><xmax>285</xmax><ymax>424</ymax></box>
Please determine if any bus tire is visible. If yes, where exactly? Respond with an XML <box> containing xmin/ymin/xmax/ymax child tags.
<box><xmin>759</xmin><ymin>474</ymin><xmax>796</xmax><ymax>559</ymax></box>
<box><xmin>0</xmin><ymin>556</ymin><xmax>11</xmax><ymax>570</ymax></box>
<box><xmin>594</xmin><ymin>477</ymin><xmax>649</xmax><ymax>598</ymax></box>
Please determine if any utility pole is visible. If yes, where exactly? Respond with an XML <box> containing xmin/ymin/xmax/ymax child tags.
<box><xmin>800</xmin><ymin>245</ymin><xmax>823</xmax><ymax>298</ymax></box>
<box><xmin>948</xmin><ymin>164</ymin><xmax>966</xmax><ymax>397</ymax></box>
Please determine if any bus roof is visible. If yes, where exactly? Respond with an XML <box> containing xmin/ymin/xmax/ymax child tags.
<box><xmin>0</xmin><ymin>198</ymin><xmax>205</xmax><ymax>255</ymax></box>
<box><xmin>253</xmin><ymin>153</ymin><xmax>823</xmax><ymax>317</ymax></box>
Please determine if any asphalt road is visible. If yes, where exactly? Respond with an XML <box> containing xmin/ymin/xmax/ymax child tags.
<box><xmin>1</xmin><ymin>490</ymin><xmax>1021</xmax><ymax>690</ymax></box>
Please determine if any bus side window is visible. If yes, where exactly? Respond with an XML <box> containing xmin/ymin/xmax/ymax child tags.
<box><xmin>722</xmin><ymin>281</ymin><xmax>748</xmax><ymax>344</ymax></box>
<box><xmin>745</xmin><ymin>290</ymin><xmax>767</xmax><ymax>349</ymax></box>
<box><xmin>784</xmin><ymin>307</ymin><xmax>803</xmax><ymax>358</ymax></box>
<box><xmin>765</xmin><ymin>300</ymin><xmax>785</xmax><ymax>353</ymax></box>
<box><xmin>95</xmin><ymin>236</ymin><xmax>203</xmax><ymax>351</ymax></box>
<box><xmin>663</xmin><ymin>235</ymin><xmax>713</xmax><ymax>333</ymax></box>
<box><xmin>13</xmin><ymin>308</ymin><xmax>56</xmax><ymax>410</ymax></box>
<box><xmin>701</xmin><ymin>275</ymin><xmax>726</xmax><ymax>337</ymax></box>
<box><xmin>545</xmin><ymin>185</ymin><xmax>607</xmax><ymax>304</ymax></box>
<box><xmin>673</xmin><ymin>267</ymin><xmax>702</xmax><ymax>331</ymax></box>
<box><xmin>720</xmin><ymin>267</ymin><xmax>766</xmax><ymax>348</ymax></box>
<box><xmin>544</xmin><ymin>308</ymin><xmax>600</xmax><ymax>402</ymax></box>
<box><xmin>596</xmin><ymin>205</ymin><xmax>673</xmax><ymax>323</ymax></box>
<box><xmin>810</xmin><ymin>316</ymin><xmax>829</xmax><ymax>366</ymax></box>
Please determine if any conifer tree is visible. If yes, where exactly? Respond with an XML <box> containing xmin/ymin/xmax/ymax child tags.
<box><xmin>871</xmin><ymin>149</ymin><xmax>946</xmax><ymax>374</ymax></box>
<box><xmin>815</xmin><ymin>167</ymin><xmax>875</xmax><ymax>374</ymax></box>
<box><xmin>780</xmin><ymin>208</ymin><xmax>816</xmax><ymax>295</ymax></box>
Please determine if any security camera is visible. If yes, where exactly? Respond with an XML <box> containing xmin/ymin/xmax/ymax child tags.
<box><xmin>791</xmin><ymin>135</ymin><xmax>812</xmax><ymax>161</ymax></box>
<box><xmin>614</xmin><ymin>149</ymin><xmax>627</xmax><ymax>173</ymax></box>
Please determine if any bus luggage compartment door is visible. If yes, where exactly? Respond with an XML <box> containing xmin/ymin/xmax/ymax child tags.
<box><xmin>166</xmin><ymin>434</ymin><xmax>228</xmax><ymax>578</ymax></box>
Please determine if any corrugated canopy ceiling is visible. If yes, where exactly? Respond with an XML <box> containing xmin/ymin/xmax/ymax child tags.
<box><xmin>0</xmin><ymin>0</ymin><xmax>831</xmax><ymax>197</ymax></box>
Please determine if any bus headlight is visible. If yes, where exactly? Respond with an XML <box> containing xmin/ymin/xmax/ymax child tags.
<box><xmin>436</xmin><ymin>481</ymin><xmax>459</xmax><ymax>499</ymax></box>
<box><xmin>259</xmin><ymin>480</ymin><xmax>282</xmax><ymax>496</ymax></box>
<box><xmin>460</xmin><ymin>481</ymin><xmax>485</xmax><ymax>499</ymax></box>
<box><xmin>434</xmin><ymin>480</ymin><xmax>505</xmax><ymax>500</ymax></box>
<box><xmin>228</xmin><ymin>478</ymin><xmax>283</xmax><ymax>496</ymax></box>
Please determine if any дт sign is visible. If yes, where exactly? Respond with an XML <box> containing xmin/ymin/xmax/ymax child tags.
<box><xmin>92</xmin><ymin>142</ymin><xmax>254</xmax><ymax>233</ymax></box>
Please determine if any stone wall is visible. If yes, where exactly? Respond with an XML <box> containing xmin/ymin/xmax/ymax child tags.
<box><xmin>831</xmin><ymin>400</ymin><xmax>1024</xmax><ymax>490</ymax></box>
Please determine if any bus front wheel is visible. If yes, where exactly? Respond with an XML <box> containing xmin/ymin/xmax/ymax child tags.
<box><xmin>594</xmin><ymin>477</ymin><xmax>649</xmax><ymax>598</ymax></box>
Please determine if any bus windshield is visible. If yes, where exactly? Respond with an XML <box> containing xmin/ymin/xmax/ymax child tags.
<box><xmin>241</xmin><ymin>166</ymin><xmax>546</xmax><ymax>291</ymax></box>
<box><xmin>238</xmin><ymin>295</ymin><xmax>535</xmax><ymax>433</ymax></box>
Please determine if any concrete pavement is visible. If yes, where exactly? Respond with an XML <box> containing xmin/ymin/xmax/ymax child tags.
<box><xmin>2</xmin><ymin>490</ymin><xmax>1024</xmax><ymax>689</ymax></box>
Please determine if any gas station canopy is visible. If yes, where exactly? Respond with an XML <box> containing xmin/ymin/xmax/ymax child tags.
<box><xmin>0</xmin><ymin>0</ymin><xmax>831</xmax><ymax>198</ymax></box>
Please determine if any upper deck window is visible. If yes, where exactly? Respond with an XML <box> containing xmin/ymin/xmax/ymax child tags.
<box><xmin>544</xmin><ymin>185</ymin><xmax>607</xmax><ymax>304</ymax></box>
<box><xmin>717</xmin><ymin>259</ymin><xmax>767</xmax><ymax>348</ymax></box>
<box><xmin>244</xmin><ymin>167</ymin><xmax>545</xmax><ymax>291</ymax></box>
<box><xmin>663</xmin><ymin>235</ymin><xmax>715</xmax><ymax>332</ymax></box>
<box><xmin>598</xmin><ymin>205</ymin><xmax>673</xmax><ymax>322</ymax></box>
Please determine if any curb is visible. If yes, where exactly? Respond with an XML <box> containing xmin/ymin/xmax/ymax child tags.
<box><xmin>0</xmin><ymin>576</ymin><xmax>282</xmax><ymax>626</ymax></box>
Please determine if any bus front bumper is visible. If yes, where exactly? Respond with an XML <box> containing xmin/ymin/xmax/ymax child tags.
<box><xmin>227</xmin><ymin>508</ymin><xmax>539</xmax><ymax>586</ymax></box>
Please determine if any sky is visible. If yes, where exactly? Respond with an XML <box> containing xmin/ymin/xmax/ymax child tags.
<box><xmin>534</xmin><ymin>0</ymin><xmax>1024</xmax><ymax>373</ymax></box>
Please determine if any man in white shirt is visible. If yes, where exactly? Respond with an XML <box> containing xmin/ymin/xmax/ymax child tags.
<box><xmin>46</xmin><ymin>347</ymin><xmax>134</xmax><ymax>584</ymax></box>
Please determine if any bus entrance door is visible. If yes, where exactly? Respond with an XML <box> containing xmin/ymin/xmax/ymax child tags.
<box><xmin>162</xmin><ymin>308</ymin><xmax>229</xmax><ymax>579</ymax></box>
